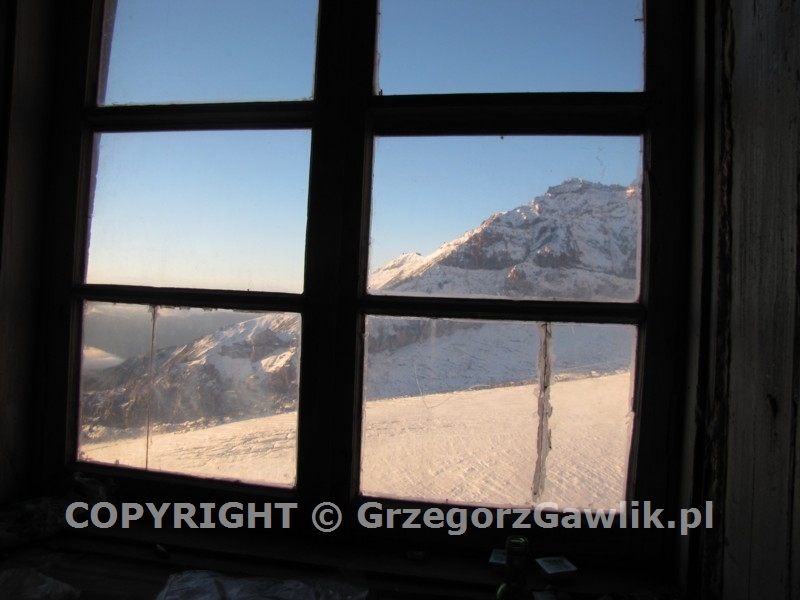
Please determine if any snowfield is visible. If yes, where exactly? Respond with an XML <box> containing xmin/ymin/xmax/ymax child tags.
<box><xmin>80</xmin><ymin>371</ymin><xmax>632</xmax><ymax>510</ymax></box>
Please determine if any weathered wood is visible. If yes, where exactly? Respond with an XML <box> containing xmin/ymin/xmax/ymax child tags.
<box><xmin>690</xmin><ymin>1</ymin><xmax>734</xmax><ymax>596</ymax></box>
<box><xmin>722</xmin><ymin>0</ymin><xmax>800</xmax><ymax>598</ymax></box>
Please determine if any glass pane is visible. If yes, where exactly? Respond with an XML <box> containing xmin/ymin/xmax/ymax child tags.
<box><xmin>360</xmin><ymin>318</ymin><xmax>636</xmax><ymax>509</ymax></box>
<box><xmin>538</xmin><ymin>324</ymin><xmax>636</xmax><ymax>509</ymax></box>
<box><xmin>368</xmin><ymin>136</ymin><xmax>642</xmax><ymax>301</ymax></box>
<box><xmin>361</xmin><ymin>316</ymin><xmax>540</xmax><ymax>506</ymax></box>
<box><xmin>99</xmin><ymin>0</ymin><xmax>318</xmax><ymax>105</ymax></box>
<box><xmin>78</xmin><ymin>301</ymin><xmax>301</xmax><ymax>487</ymax></box>
<box><xmin>86</xmin><ymin>131</ymin><xmax>310</xmax><ymax>293</ymax></box>
<box><xmin>378</xmin><ymin>0</ymin><xmax>644</xmax><ymax>95</ymax></box>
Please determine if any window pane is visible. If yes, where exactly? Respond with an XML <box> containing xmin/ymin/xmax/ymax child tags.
<box><xmin>78</xmin><ymin>302</ymin><xmax>301</xmax><ymax>487</ymax></box>
<box><xmin>368</xmin><ymin>136</ymin><xmax>642</xmax><ymax>301</ymax></box>
<box><xmin>538</xmin><ymin>324</ymin><xmax>636</xmax><ymax>508</ymax></box>
<box><xmin>99</xmin><ymin>0</ymin><xmax>318</xmax><ymax>105</ymax></box>
<box><xmin>360</xmin><ymin>317</ymin><xmax>635</xmax><ymax>509</ymax></box>
<box><xmin>85</xmin><ymin>131</ymin><xmax>310</xmax><ymax>293</ymax></box>
<box><xmin>361</xmin><ymin>316</ymin><xmax>539</xmax><ymax>506</ymax></box>
<box><xmin>378</xmin><ymin>0</ymin><xmax>644</xmax><ymax>95</ymax></box>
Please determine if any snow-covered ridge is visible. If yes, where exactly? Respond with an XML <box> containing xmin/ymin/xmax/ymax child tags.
<box><xmin>81</xmin><ymin>313</ymin><xmax>302</xmax><ymax>435</ymax></box>
<box><xmin>369</xmin><ymin>178</ymin><xmax>640</xmax><ymax>301</ymax></box>
<box><xmin>81</xmin><ymin>179</ymin><xmax>639</xmax><ymax>435</ymax></box>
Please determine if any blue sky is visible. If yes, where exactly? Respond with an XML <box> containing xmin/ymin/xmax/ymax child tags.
<box><xmin>90</xmin><ymin>0</ymin><xmax>643</xmax><ymax>293</ymax></box>
<box><xmin>370</xmin><ymin>135</ymin><xmax>641</xmax><ymax>271</ymax></box>
<box><xmin>378</xmin><ymin>0</ymin><xmax>643</xmax><ymax>94</ymax></box>
<box><xmin>101</xmin><ymin>0</ymin><xmax>318</xmax><ymax>104</ymax></box>
<box><xmin>86</xmin><ymin>130</ymin><xmax>312</xmax><ymax>293</ymax></box>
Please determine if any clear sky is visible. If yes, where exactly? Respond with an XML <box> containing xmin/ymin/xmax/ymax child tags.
<box><xmin>378</xmin><ymin>0</ymin><xmax>643</xmax><ymax>94</ymax></box>
<box><xmin>100</xmin><ymin>0</ymin><xmax>318</xmax><ymax>104</ymax></box>
<box><xmin>90</xmin><ymin>0</ymin><xmax>644</xmax><ymax>293</ymax></box>
<box><xmin>86</xmin><ymin>130</ymin><xmax>312</xmax><ymax>293</ymax></box>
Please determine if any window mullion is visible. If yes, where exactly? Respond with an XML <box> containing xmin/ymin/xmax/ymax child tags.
<box><xmin>362</xmin><ymin>296</ymin><xmax>645</xmax><ymax>325</ymax></box>
<box><xmin>84</xmin><ymin>102</ymin><xmax>315</xmax><ymax>132</ymax></box>
<box><xmin>296</xmin><ymin>0</ymin><xmax>377</xmax><ymax>507</ymax></box>
<box><xmin>370</xmin><ymin>92</ymin><xmax>647</xmax><ymax>137</ymax></box>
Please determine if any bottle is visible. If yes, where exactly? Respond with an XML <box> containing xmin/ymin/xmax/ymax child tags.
<box><xmin>496</xmin><ymin>535</ymin><xmax>529</xmax><ymax>599</ymax></box>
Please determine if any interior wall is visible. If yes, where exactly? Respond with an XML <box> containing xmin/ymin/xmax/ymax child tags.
<box><xmin>720</xmin><ymin>0</ymin><xmax>800</xmax><ymax>598</ymax></box>
<box><xmin>0</xmin><ymin>0</ymin><xmax>53</xmax><ymax>503</ymax></box>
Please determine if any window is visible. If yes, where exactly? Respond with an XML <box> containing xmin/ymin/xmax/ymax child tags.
<box><xmin>50</xmin><ymin>0</ymin><xmax>690</xmax><ymax>556</ymax></box>
<box><xmin>74</xmin><ymin>0</ymin><xmax>318</xmax><ymax>490</ymax></box>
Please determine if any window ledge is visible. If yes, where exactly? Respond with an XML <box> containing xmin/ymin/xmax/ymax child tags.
<box><xmin>2</xmin><ymin>530</ymin><xmax>682</xmax><ymax>599</ymax></box>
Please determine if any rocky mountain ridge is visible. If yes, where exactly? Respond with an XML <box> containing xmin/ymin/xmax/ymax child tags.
<box><xmin>81</xmin><ymin>179</ymin><xmax>640</xmax><ymax>436</ymax></box>
<box><xmin>370</xmin><ymin>178</ymin><xmax>640</xmax><ymax>301</ymax></box>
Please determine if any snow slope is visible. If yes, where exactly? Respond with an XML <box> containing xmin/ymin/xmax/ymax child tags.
<box><xmin>82</xmin><ymin>372</ymin><xmax>633</xmax><ymax>509</ymax></box>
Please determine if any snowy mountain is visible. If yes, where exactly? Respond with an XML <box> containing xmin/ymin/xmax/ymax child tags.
<box><xmin>81</xmin><ymin>179</ymin><xmax>639</xmax><ymax>435</ymax></box>
<box><xmin>364</xmin><ymin>179</ymin><xmax>639</xmax><ymax>397</ymax></box>
<box><xmin>370</xmin><ymin>178</ymin><xmax>640</xmax><ymax>301</ymax></box>
<box><xmin>81</xmin><ymin>313</ymin><xmax>300</xmax><ymax>434</ymax></box>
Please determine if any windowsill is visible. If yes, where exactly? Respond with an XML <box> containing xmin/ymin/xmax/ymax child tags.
<box><xmin>2</xmin><ymin>529</ymin><xmax>682</xmax><ymax>599</ymax></box>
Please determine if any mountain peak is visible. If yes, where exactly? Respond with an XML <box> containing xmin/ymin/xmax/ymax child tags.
<box><xmin>370</xmin><ymin>178</ymin><xmax>640</xmax><ymax>300</ymax></box>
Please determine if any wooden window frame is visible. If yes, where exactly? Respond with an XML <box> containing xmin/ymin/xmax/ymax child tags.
<box><xmin>40</xmin><ymin>0</ymin><xmax>693</xmax><ymax>563</ymax></box>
